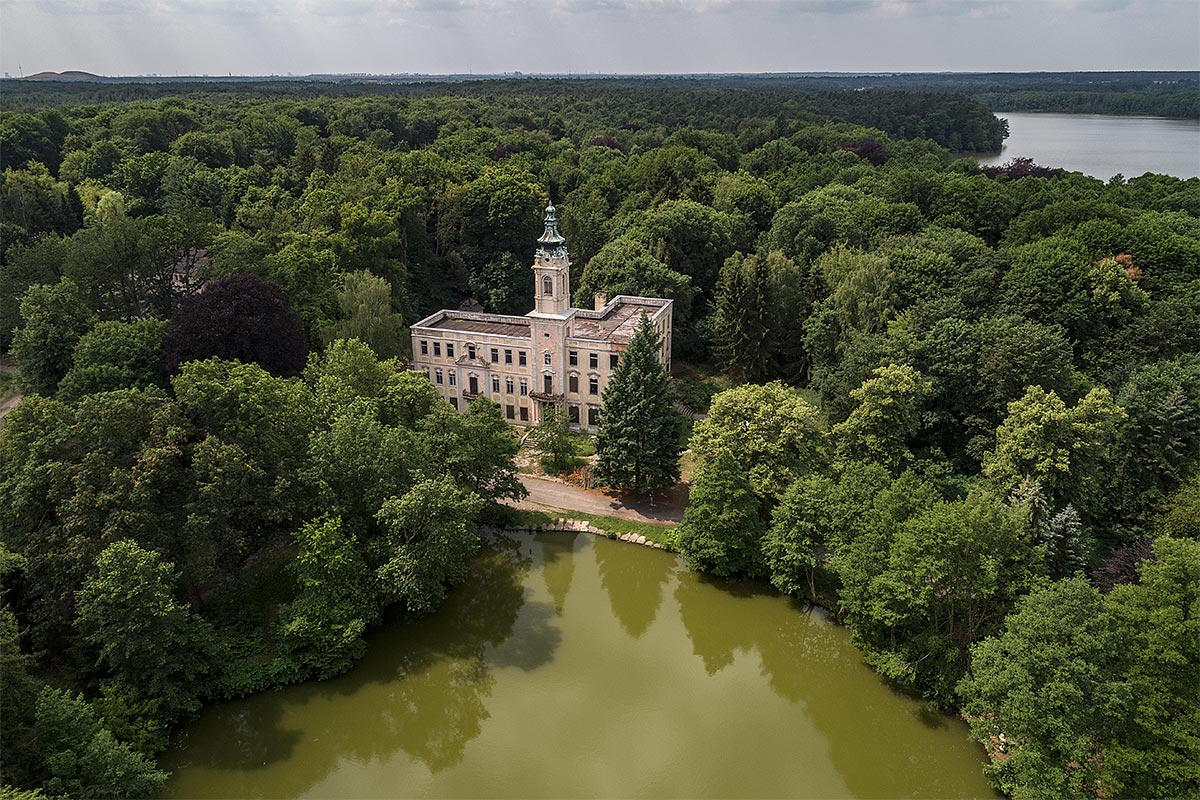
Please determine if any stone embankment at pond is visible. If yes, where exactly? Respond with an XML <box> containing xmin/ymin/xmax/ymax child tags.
<box><xmin>480</xmin><ymin>519</ymin><xmax>673</xmax><ymax>551</ymax></box>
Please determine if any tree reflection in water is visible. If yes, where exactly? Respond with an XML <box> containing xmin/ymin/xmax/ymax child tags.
<box><xmin>673</xmin><ymin>569</ymin><xmax>995</xmax><ymax>799</ymax></box>
<box><xmin>164</xmin><ymin>532</ymin><xmax>561</xmax><ymax>795</ymax></box>
<box><xmin>165</xmin><ymin>534</ymin><xmax>996</xmax><ymax>799</ymax></box>
<box><xmin>594</xmin><ymin>534</ymin><xmax>675</xmax><ymax>638</ymax></box>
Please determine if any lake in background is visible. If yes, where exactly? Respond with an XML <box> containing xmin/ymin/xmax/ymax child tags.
<box><xmin>976</xmin><ymin>112</ymin><xmax>1200</xmax><ymax>180</ymax></box>
<box><xmin>162</xmin><ymin>532</ymin><xmax>997</xmax><ymax>799</ymax></box>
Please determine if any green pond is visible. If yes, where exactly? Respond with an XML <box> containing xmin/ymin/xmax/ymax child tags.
<box><xmin>162</xmin><ymin>532</ymin><xmax>998</xmax><ymax>799</ymax></box>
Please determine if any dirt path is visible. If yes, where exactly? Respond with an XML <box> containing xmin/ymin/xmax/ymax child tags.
<box><xmin>510</xmin><ymin>475</ymin><xmax>685</xmax><ymax>525</ymax></box>
<box><xmin>0</xmin><ymin>392</ymin><xmax>22</xmax><ymax>421</ymax></box>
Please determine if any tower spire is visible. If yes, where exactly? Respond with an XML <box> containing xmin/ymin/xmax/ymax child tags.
<box><xmin>536</xmin><ymin>200</ymin><xmax>567</xmax><ymax>258</ymax></box>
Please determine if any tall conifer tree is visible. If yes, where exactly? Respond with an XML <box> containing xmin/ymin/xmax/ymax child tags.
<box><xmin>713</xmin><ymin>252</ymin><xmax>774</xmax><ymax>382</ymax></box>
<box><xmin>593</xmin><ymin>314</ymin><xmax>681</xmax><ymax>493</ymax></box>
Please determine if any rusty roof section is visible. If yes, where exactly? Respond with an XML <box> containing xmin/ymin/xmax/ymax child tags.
<box><xmin>425</xmin><ymin>314</ymin><xmax>532</xmax><ymax>339</ymax></box>
<box><xmin>571</xmin><ymin>298</ymin><xmax>666</xmax><ymax>344</ymax></box>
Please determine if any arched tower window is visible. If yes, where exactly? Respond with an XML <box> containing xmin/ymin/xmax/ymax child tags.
<box><xmin>542</xmin><ymin>275</ymin><xmax>553</xmax><ymax>296</ymax></box>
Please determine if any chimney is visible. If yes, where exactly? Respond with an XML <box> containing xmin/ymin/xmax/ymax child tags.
<box><xmin>594</xmin><ymin>292</ymin><xmax>608</xmax><ymax>310</ymax></box>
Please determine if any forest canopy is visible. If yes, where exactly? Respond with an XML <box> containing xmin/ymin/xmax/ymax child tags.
<box><xmin>1</xmin><ymin>77</ymin><xmax>1198</xmax><ymax>799</ymax></box>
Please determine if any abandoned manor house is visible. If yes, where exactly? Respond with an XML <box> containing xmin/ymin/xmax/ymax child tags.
<box><xmin>410</xmin><ymin>202</ymin><xmax>674</xmax><ymax>430</ymax></box>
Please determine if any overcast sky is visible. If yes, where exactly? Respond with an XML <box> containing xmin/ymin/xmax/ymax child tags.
<box><xmin>2</xmin><ymin>0</ymin><xmax>1197</xmax><ymax>77</ymax></box>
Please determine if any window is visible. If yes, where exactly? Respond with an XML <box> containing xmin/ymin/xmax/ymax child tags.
<box><xmin>588</xmin><ymin>406</ymin><xmax>600</xmax><ymax>426</ymax></box>
<box><xmin>544</xmin><ymin>374</ymin><xmax>553</xmax><ymax>394</ymax></box>
<box><xmin>505</xmin><ymin>377</ymin><xmax>514</xmax><ymax>394</ymax></box>
<box><xmin>589</xmin><ymin>376</ymin><xmax>599</xmax><ymax>395</ymax></box>
<box><xmin>506</xmin><ymin>404</ymin><xmax>515</xmax><ymax>420</ymax></box>
<box><xmin>589</xmin><ymin>352</ymin><xmax>599</xmax><ymax>369</ymax></box>
<box><xmin>492</xmin><ymin>377</ymin><xmax>500</xmax><ymax>393</ymax></box>
<box><xmin>433</xmin><ymin>342</ymin><xmax>441</xmax><ymax>357</ymax></box>
<box><xmin>446</xmin><ymin>343</ymin><xmax>455</xmax><ymax>358</ymax></box>
<box><xmin>610</xmin><ymin>354</ymin><xmax>619</xmax><ymax>370</ymax></box>
<box><xmin>448</xmin><ymin>371</ymin><xmax>457</xmax><ymax>386</ymax></box>
<box><xmin>420</xmin><ymin>340</ymin><xmax>428</xmax><ymax>356</ymax></box>
<box><xmin>467</xmin><ymin>344</ymin><xmax>476</xmax><ymax>360</ymax></box>
<box><xmin>491</xmin><ymin>348</ymin><xmax>499</xmax><ymax>363</ymax></box>
<box><xmin>542</xmin><ymin>275</ymin><xmax>553</xmax><ymax>296</ymax></box>
<box><xmin>569</xmin><ymin>374</ymin><xmax>579</xmax><ymax>393</ymax></box>
<box><xmin>544</xmin><ymin>351</ymin><xmax>552</xmax><ymax>366</ymax></box>
<box><xmin>520</xmin><ymin>406</ymin><xmax>529</xmax><ymax>422</ymax></box>
<box><xmin>569</xmin><ymin>350</ymin><xmax>578</xmax><ymax>367</ymax></box>
<box><xmin>519</xmin><ymin>379</ymin><xmax>528</xmax><ymax>396</ymax></box>
<box><xmin>519</xmin><ymin>351</ymin><xmax>527</xmax><ymax>366</ymax></box>
<box><xmin>449</xmin><ymin>397</ymin><xmax>458</xmax><ymax>410</ymax></box>
<box><xmin>435</xmin><ymin>369</ymin><xmax>443</xmax><ymax>385</ymax></box>
<box><xmin>568</xmin><ymin>404</ymin><xmax>580</xmax><ymax>424</ymax></box>
<box><xmin>505</xmin><ymin>349</ymin><xmax>513</xmax><ymax>365</ymax></box>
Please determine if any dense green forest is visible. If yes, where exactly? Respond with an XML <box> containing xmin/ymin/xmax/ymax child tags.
<box><xmin>6</xmin><ymin>70</ymin><xmax>1197</xmax><ymax>119</ymax></box>
<box><xmin>1</xmin><ymin>79</ymin><xmax>1198</xmax><ymax>799</ymax></box>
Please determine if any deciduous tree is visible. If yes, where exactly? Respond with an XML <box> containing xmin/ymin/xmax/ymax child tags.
<box><xmin>320</xmin><ymin>270</ymin><xmax>407</xmax><ymax>359</ymax></box>
<box><xmin>11</xmin><ymin>277</ymin><xmax>95</xmax><ymax>395</ymax></box>
<box><xmin>277</xmin><ymin>516</ymin><xmax>377</xmax><ymax>681</ymax></box>
<box><xmin>529</xmin><ymin>402</ymin><xmax>576</xmax><ymax>475</ymax></box>
<box><xmin>958</xmin><ymin>578</ymin><xmax>1128</xmax><ymax>800</ymax></box>
<box><xmin>76</xmin><ymin>540</ymin><xmax>215</xmax><ymax>721</ymax></box>
<box><xmin>984</xmin><ymin>386</ymin><xmax>1126</xmax><ymax>521</ymax></box>
<box><xmin>163</xmin><ymin>274</ymin><xmax>308</xmax><ymax>377</ymax></box>
<box><xmin>34</xmin><ymin>688</ymin><xmax>167</xmax><ymax>800</ymax></box>
<box><xmin>56</xmin><ymin>318</ymin><xmax>166</xmax><ymax>403</ymax></box>
<box><xmin>374</xmin><ymin>477</ymin><xmax>484</xmax><ymax>615</ymax></box>
<box><xmin>832</xmin><ymin>364</ymin><xmax>931</xmax><ymax>472</ymax></box>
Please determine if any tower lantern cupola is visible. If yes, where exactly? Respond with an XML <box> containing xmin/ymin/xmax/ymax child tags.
<box><xmin>532</xmin><ymin>200</ymin><xmax>571</xmax><ymax>315</ymax></box>
<box><xmin>536</xmin><ymin>201</ymin><xmax>568</xmax><ymax>259</ymax></box>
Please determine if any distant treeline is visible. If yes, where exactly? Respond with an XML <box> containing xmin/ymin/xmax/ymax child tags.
<box><xmin>0</xmin><ymin>80</ymin><xmax>1005</xmax><ymax>152</ymax></box>
<box><xmin>979</xmin><ymin>89</ymin><xmax>1200</xmax><ymax>119</ymax></box>
<box><xmin>4</xmin><ymin>70</ymin><xmax>1197</xmax><ymax>119</ymax></box>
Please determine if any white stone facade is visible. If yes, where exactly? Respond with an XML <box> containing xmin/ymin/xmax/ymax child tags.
<box><xmin>409</xmin><ymin>203</ymin><xmax>673</xmax><ymax>431</ymax></box>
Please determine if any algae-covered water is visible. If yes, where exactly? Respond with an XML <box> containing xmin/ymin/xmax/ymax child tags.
<box><xmin>162</xmin><ymin>532</ymin><xmax>997</xmax><ymax>798</ymax></box>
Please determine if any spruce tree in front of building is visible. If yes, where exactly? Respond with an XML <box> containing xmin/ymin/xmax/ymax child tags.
<box><xmin>593</xmin><ymin>313</ymin><xmax>681</xmax><ymax>494</ymax></box>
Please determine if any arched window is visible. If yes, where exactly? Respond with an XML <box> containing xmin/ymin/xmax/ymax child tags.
<box><xmin>542</xmin><ymin>275</ymin><xmax>553</xmax><ymax>296</ymax></box>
